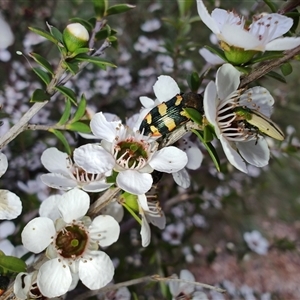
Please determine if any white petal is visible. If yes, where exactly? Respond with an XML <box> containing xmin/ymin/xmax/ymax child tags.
<box><xmin>0</xmin><ymin>220</ymin><xmax>15</xmax><ymax>238</ymax></box>
<box><xmin>221</xmin><ymin>24</ymin><xmax>262</xmax><ymax>50</ymax></box>
<box><xmin>0</xmin><ymin>239</ymin><xmax>14</xmax><ymax>255</ymax></box>
<box><xmin>186</xmin><ymin>146</ymin><xmax>203</xmax><ymax>170</ymax></box>
<box><xmin>89</xmin><ymin>215</ymin><xmax>120</xmax><ymax>247</ymax></box>
<box><xmin>239</xmin><ymin>86</ymin><xmax>274</xmax><ymax>117</ymax></box>
<box><xmin>211</xmin><ymin>8</ymin><xmax>243</xmax><ymax>30</ymax></box>
<box><xmin>0</xmin><ymin>190</ymin><xmax>22</xmax><ymax>220</ymax></box>
<box><xmin>90</xmin><ymin>112</ymin><xmax>122</xmax><ymax>142</ymax></box>
<box><xmin>41</xmin><ymin>148</ymin><xmax>70</xmax><ymax>175</ymax></box>
<box><xmin>250</xmin><ymin>14</ymin><xmax>293</xmax><ymax>42</ymax></box>
<box><xmin>39</xmin><ymin>194</ymin><xmax>62</xmax><ymax>220</ymax></box>
<box><xmin>21</xmin><ymin>217</ymin><xmax>55</xmax><ymax>253</ymax></box>
<box><xmin>203</xmin><ymin>81</ymin><xmax>218</xmax><ymax>128</ymax></box>
<box><xmin>216</xmin><ymin>64</ymin><xmax>240</xmax><ymax>100</ymax></box>
<box><xmin>137</xmin><ymin>194</ymin><xmax>149</xmax><ymax>211</ymax></box>
<box><xmin>148</xmin><ymin>212</ymin><xmax>166</xmax><ymax>230</ymax></box>
<box><xmin>141</xmin><ymin>215</ymin><xmax>151</xmax><ymax>247</ymax></box>
<box><xmin>116</xmin><ymin>170</ymin><xmax>152</xmax><ymax>194</ymax></box>
<box><xmin>153</xmin><ymin>75</ymin><xmax>180</xmax><ymax>102</ymax></box>
<box><xmin>74</xmin><ymin>144</ymin><xmax>115</xmax><ymax>174</ymax></box>
<box><xmin>150</xmin><ymin>146</ymin><xmax>188</xmax><ymax>173</ymax></box>
<box><xmin>139</xmin><ymin>96</ymin><xmax>155</xmax><ymax>108</ymax></box>
<box><xmin>0</xmin><ymin>152</ymin><xmax>8</xmax><ymax>177</ymax></box>
<box><xmin>0</xmin><ymin>15</ymin><xmax>14</xmax><ymax>49</ymax></box>
<box><xmin>59</xmin><ymin>189</ymin><xmax>90</xmax><ymax>223</ymax></box>
<box><xmin>220</xmin><ymin>136</ymin><xmax>248</xmax><ymax>173</ymax></box>
<box><xmin>172</xmin><ymin>169</ymin><xmax>190</xmax><ymax>189</ymax></box>
<box><xmin>265</xmin><ymin>37</ymin><xmax>300</xmax><ymax>50</ymax></box>
<box><xmin>199</xmin><ymin>47</ymin><xmax>224</xmax><ymax>65</ymax></box>
<box><xmin>83</xmin><ymin>181</ymin><xmax>112</xmax><ymax>193</ymax></box>
<box><xmin>196</xmin><ymin>0</ymin><xmax>220</xmax><ymax>34</ymax></box>
<box><xmin>38</xmin><ymin>258</ymin><xmax>72</xmax><ymax>298</ymax></box>
<box><xmin>79</xmin><ymin>251</ymin><xmax>114</xmax><ymax>290</ymax></box>
<box><xmin>40</xmin><ymin>173</ymin><xmax>77</xmax><ymax>190</ymax></box>
<box><xmin>237</xmin><ymin>138</ymin><xmax>269</xmax><ymax>167</ymax></box>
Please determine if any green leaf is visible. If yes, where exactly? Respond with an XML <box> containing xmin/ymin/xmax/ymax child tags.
<box><xmin>262</xmin><ymin>0</ymin><xmax>278</xmax><ymax>13</ymax></box>
<box><xmin>49</xmin><ymin>129</ymin><xmax>71</xmax><ymax>155</ymax></box>
<box><xmin>47</xmin><ymin>23</ymin><xmax>63</xmax><ymax>42</ymax></box>
<box><xmin>184</xmin><ymin>107</ymin><xmax>203</xmax><ymax>125</ymax></box>
<box><xmin>69</xmin><ymin>47</ymin><xmax>90</xmax><ymax>58</ymax></box>
<box><xmin>30</xmin><ymin>89</ymin><xmax>49</xmax><ymax>102</ymax></box>
<box><xmin>75</xmin><ymin>54</ymin><xmax>117</xmax><ymax>68</ymax></box>
<box><xmin>192</xmin><ymin>129</ymin><xmax>221</xmax><ymax>172</ymax></box>
<box><xmin>203</xmin><ymin>125</ymin><xmax>214</xmax><ymax>142</ymax></box>
<box><xmin>70</xmin><ymin>94</ymin><xmax>87</xmax><ymax>123</ymax></box>
<box><xmin>63</xmin><ymin>61</ymin><xmax>79</xmax><ymax>75</ymax></box>
<box><xmin>29</xmin><ymin>26</ymin><xmax>60</xmax><ymax>45</ymax></box>
<box><xmin>55</xmin><ymin>86</ymin><xmax>77</xmax><ymax>105</ymax></box>
<box><xmin>281</xmin><ymin>62</ymin><xmax>293</xmax><ymax>76</ymax></box>
<box><xmin>266</xmin><ymin>71</ymin><xmax>287</xmax><ymax>83</ymax></box>
<box><xmin>106</xmin><ymin>4</ymin><xmax>135</xmax><ymax>16</ymax></box>
<box><xmin>186</xmin><ymin>72</ymin><xmax>200</xmax><ymax>92</ymax></box>
<box><xmin>57</xmin><ymin>99</ymin><xmax>72</xmax><ymax>125</ymax></box>
<box><xmin>0</xmin><ymin>254</ymin><xmax>27</xmax><ymax>274</ymax></box>
<box><xmin>29</xmin><ymin>53</ymin><xmax>54</xmax><ymax>75</ymax></box>
<box><xmin>95</xmin><ymin>25</ymin><xmax>111</xmax><ymax>41</ymax></box>
<box><xmin>66</xmin><ymin>121</ymin><xmax>91</xmax><ymax>133</ymax></box>
<box><xmin>93</xmin><ymin>0</ymin><xmax>108</xmax><ymax>18</ymax></box>
<box><xmin>69</xmin><ymin>17</ymin><xmax>93</xmax><ymax>32</ymax></box>
<box><xmin>177</xmin><ymin>0</ymin><xmax>194</xmax><ymax>17</ymax></box>
<box><xmin>250</xmin><ymin>52</ymin><xmax>284</xmax><ymax>64</ymax></box>
<box><xmin>32</xmin><ymin>67</ymin><xmax>51</xmax><ymax>85</ymax></box>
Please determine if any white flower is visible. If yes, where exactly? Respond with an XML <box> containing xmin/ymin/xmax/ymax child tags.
<box><xmin>243</xmin><ymin>230</ymin><xmax>269</xmax><ymax>255</ymax></box>
<box><xmin>21</xmin><ymin>189</ymin><xmax>120</xmax><ymax>298</ymax></box>
<box><xmin>196</xmin><ymin>0</ymin><xmax>300</xmax><ymax>52</ymax></box>
<box><xmin>204</xmin><ymin>63</ymin><xmax>272</xmax><ymax>173</ymax></box>
<box><xmin>0</xmin><ymin>152</ymin><xmax>22</xmax><ymax>220</ymax></box>
<box><xmin>0</xmin><ymin>14</ymin><xmax>14</xmax><ymax>49</ymax></box>
<box><xmin>169</xmin><ymin>269</ymin><xmax>208</xmax><ymax>300</ymax></box>
<box><xmin>162</xmin><ymin>222</ymin><xmax>185</xmax><ymax>245</ymax></box>
<box><xmin>199</xmin><ymin>47</ymin><xmax>225</xmax><ymax>65</ymax></box>
<box><xmin>40</xmin><ymin>147</ymin><xmax>112</xmax><ymax>192</ymax></box>
<box><xmin>141</xmin><ymin>18</ymin><xmax>161</xmax><ymax>32</ymax></box>
<box><xmin>137</xmin><ymin>194</ymin><xmax>166</xmax><ymax>247</ymax></box>
<box><xmin>74</xmin><ymin>112</ymin><xmax>188</xmax><ymax>195</ymax></box>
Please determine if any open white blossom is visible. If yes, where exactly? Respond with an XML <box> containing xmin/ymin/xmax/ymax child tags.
<box><xmin>21</xmin><ymin>189</ymin><xmax>120</xmax><ymax>298</ymax></box>
<box><xmin>196</xmin><ymin>0</ymin><xmax>300</xmax><ymax>52</ymax></box>
<box><xmin>169</xmin><ymin>269</ymin><xmax>208</xmax><ymax>300</ymax></box>
<box><xmin>74</xmin><ymin>112</ymin><xmax>188</xmax><ymax>195</ymax></box>
<box><xmin>0</xmin><ymin>152</ymin><xmax>22</xmax><ymax>220</ymax></box>
<box><xmin>41</xmin><ymin>147</ymin><xmax>112</xmax><ymax>192</ymax></box>
<box><xmin>243</xmin><ymin>230</ymin><xmax>269</xmax><ymax>255</ymax></box>
<box><xmin>204</xmin><ymin>63</ymin><xmax>273</xmax><ymax>173</ymax></box>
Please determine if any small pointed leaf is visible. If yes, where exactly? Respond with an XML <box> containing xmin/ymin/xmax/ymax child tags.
<box><xmin>55</xmin><ymin>86</ymin><xmax>77</xmax><ymax>105</ymax></box>
<box><xmin>57</xmin><ymin>99</ymin><xmax>72</xmax><ymax>125</ymax></box>
<box><xmin>192</xmin><ymin>129</ymin><xmax>220</xmax><ymax>172</ymax></box>
<box><xmin>47</xmin><ymin>23</ymin><xmax>63</xmax><ymax>42</ymax></box>
<box><xmin>49</xmin><ymin>129</ymin><xmax>71</xmax><ymax>155</ymax></box>
<box><xmin>184</xmin><ymin>107</ymin><xmax>203</xmax><ymax>125</ymax></box>
<box><xmin>93</xmin><ymin>0</ymin><xmax>108</xmax><ymax>18</ymax></box>
<box><xmin>280</xmin><ymin>62</ymin><xmax>293</xmax><ymax>76</ymax></box>
<box><xmin>75</xmin><ymin>54</ymin><xmax>116</xmax><ymax>68</ymax></box>
<box><xmin>70</xmin><ymin>94</ymin><xmax>87</xmax><ymax>123</ymax></box>
<box><xmin>66</xmin><ymin>122</ymin><xmax>91</xmax><ymax>133</ymax></box>
<box><xmin>28</xmin><ymin>26</ymin><xmax>60</xmax><ymax>45</ymax></box>
<box><xmin>32</xmin><ymin>67</ymin><xmax>51</xmax><ymax>85</ymax></box>
<box><xmin>69</xmin><ymin>47</ymin><xmax>90</xmax><ymax>58</ymax></box>
<box><xmin>63</xmin><ymin>61</ymin><xmax>79</xmax><ymax>75</ymax></box>
<box><xmin>266</xmin><ymin>71</ymin><xmax>287</xmax><ymax>83</ymax></box>
<box><xmin>0</xmin><ymin>255</ymin><xmax>27</xmax><ymax>274</ymax></box>
<box><xmin>29</xmin><ymin>53</ymin><xmax>54</xmax><ymax>75</ymax></box>
<box><xmin>106</xmin><ymin>4</ymin><xmax>135</xmax><ymax>16</ymax></box>
<box><xmin>186</xmin><ymin>72</ymin><xmax>200</xmax><ymax>92</ymax></box>
<box><xmin>30</xmin><ymin>89</ymin><xmax>49</xmax><ymax>102</ymax></box>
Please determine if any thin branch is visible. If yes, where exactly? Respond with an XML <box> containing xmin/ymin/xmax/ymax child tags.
<box><xmin>240</xmin><ymin>45</ymin><xmax>300</xmax><ymax>88</ymax></box>
<box><xmin>73</xmin><ymin>274</ymin><xmax>226</xmax><ymax>300</ymax></box>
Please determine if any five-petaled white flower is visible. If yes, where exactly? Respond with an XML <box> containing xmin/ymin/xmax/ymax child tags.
<box><xmin>243</xmin><ymin>230</ymin><xmax>269</xmax><ymax>255</ymax></box>
<box><xmin>0</xmin><ymin>152</ymin><xmax>22</xmax><ymax>220</ymax></box>
<box><xmin>41</xmin><ymin>147</ymin><xmax>112</xmax><ymax>192</ymax></box>
<box><xmin>21</xmin><ymin>189</ymin><xmax>120</xmax><ymax>298</ymax></box>
<box><xmin>74</xmin><ymin>112</ymin><xmax>188</xmax><ymax>195</ymax></box>
<box><xmin>204</xmin><ymin>63</ymin><xmax>273</xmax><ymax>173</ymax></box>
<box><xmin>196</xmin><ymin>0</ymin><xmax>300</xmax><ymax>63</ymax></box>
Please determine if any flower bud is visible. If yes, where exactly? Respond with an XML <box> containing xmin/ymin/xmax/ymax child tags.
<box><xmin>62</xmin><ymin>23</ymin><xmax>89</xmax><ymax>53</ymax></box>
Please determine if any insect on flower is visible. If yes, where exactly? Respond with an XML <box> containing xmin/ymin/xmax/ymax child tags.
<box><xmin>234</xmin><ymin>106</ymin><xmax>284</xmax><ymax>141</ymax></box>
<box><xmin>139</xmin><ymin>92</ymin><xmax>203</xmax><ymax>137</ymax></box>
